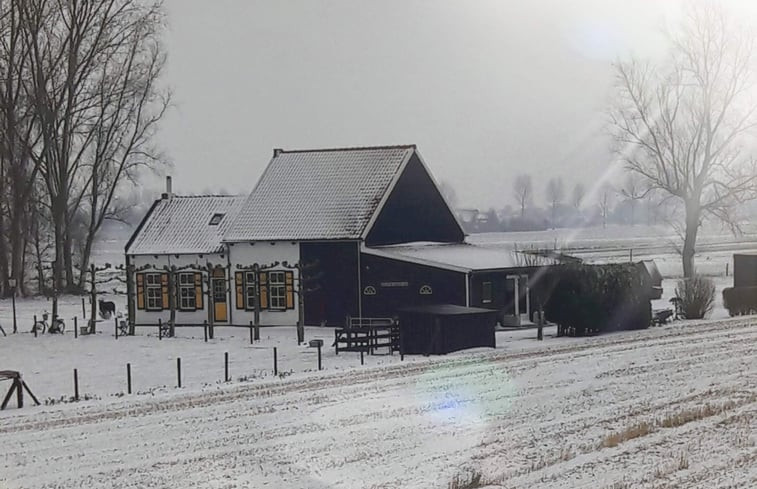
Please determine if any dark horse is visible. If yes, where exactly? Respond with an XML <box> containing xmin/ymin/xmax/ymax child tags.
<box><xmin>99</xmin><ymin>299</ymin><xmax>116</xmax><ymax>319</ymax></box>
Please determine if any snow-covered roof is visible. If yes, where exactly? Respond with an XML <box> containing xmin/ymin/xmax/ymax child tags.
<box><xmin>224</xmin><ymin>145</ymin><xmax>416</xmax><ymax>242</ymax></box>
<box><xmin>362</xmin><ymin>242</ymin><xmax>560</xmax><ymax>273</ymax></box>
<box><xmin>127</xmin><ymin>195</ymin><xmax>246</xmax><ymax>255</ymax></box>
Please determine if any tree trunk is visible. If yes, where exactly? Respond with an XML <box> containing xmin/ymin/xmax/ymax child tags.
<box><xmin>0</xmin><ymin>201</ymin><xmax>9</xmax><ymax>296</ymax></box>
<box><xmin>682</xmin><ymin>201</ymin><xmax>700</xmax><ymax>278</ymax></box>
<box><xmin>63</xmin><ymin>227</ymin><xmax>75</xmax><ymax>292</ymax></box>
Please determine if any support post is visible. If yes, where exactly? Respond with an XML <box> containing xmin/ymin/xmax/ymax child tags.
<box><xmin>317</xmin><ymin>343</ymin><xmax>322</xmax><ymax>371</ymax></box>
<box><xmin>81</xmin><ymin>296</ymin><xmax>86</xmax><ymax>319</ymax></box>
<box><xmin>127</xmin><ymin>363</ymin><xmax>132</xmax><ymax>394</ymax></box>
<box><xmin>249</xmin><ymin>321</ymin><xmax>253</xmax><ymax>345</ymax></box>
<box><xmin>114</xmin><ymin>317</ymin><xmax>118</xmax><ymax>339</ymax></box>
<box><xmin>360</xmin><ymin>350</ymin><xmax>364</xmax><ymax>366</ymax></box>
<box><xmin>537</xmin><ymin>303</ymin><xmax>544</xmax><ymax>341</ymax></box>
<box><xmin>158</xmin><ymin>318</ymin><xmax>162</xmax><ymax>340</ymax></box>
<box><xmin>11</xmin><ymin>286</ymin><xmax>17</xmax><ymax>334</ymax></box>
<box><xmin>74</xmin><ymin>316</ymin><xmax>78</xmax><ymax>338</ymax></box>
<box><xmin>21</xmin><ymin>381</ymin><xmax>40</xmax><ymax>406</ymax></box>
<box><xmin>33</xmin><ymin>315</ymin><xmax>37</xmax><ymax>338</ymax></box>
<box><xmin>273</xmin><ymin>347</ymin><xmax>278</xmax><ymax>376</ymax></box>
<box><xmin>90</xmin><ymin>263</ymin><xmax>97</xmax><ymax>334</ymax></box>
<box><xmin>16</xmin><ymin>378</ymin><xmax>22</xmax><ymax>408</ymax></box>
<box><xmin>203</xmin><ymin>320</ymin><xmax>208</xmax><ymax>342</ymax></box>
<box><xmin>73</xmin><ymin>369</ymin><xmax>79</xmax><ymax>401</ymax></box>
<box><xmin>224</xmin><ymin>352</ymin><xmax>229</xmax><ymax>382</ymax></box>
<box><xmin>177</xmin><ymin>358</ymin><xmax>182</xmax><ymax>388</ymax></box>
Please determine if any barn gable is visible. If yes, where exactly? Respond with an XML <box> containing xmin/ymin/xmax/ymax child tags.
<box><xmin>224</xmin><ymin>145</ymin><xmax>415</xmax><ymax>242</ymax></box>
<box><xmin>364</xmin><ymin>152</ymin><xmax>465</xmax><ymax>246</ymax></box>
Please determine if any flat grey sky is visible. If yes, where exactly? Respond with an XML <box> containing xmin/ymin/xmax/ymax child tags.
<box><xmin>157</xmin><ymin>0</ymin><xmax>751</xmax><ymax>209</ymax></box>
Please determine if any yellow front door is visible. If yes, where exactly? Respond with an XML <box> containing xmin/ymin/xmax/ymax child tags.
<box><xmin>212</xmin><ymin>271</ymin><xmax>227</xmax><ymax>322</ymax></box>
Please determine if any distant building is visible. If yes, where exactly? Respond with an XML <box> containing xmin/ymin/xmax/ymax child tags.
<box><xmin>126</xmin><ymin>145</ymin><xmax>557</xmax><ymax>328</ymax></box>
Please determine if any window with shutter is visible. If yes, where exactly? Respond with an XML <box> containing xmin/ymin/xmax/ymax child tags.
<box><xmin>145</xmin><ymin>273</ymin><xmax>163</xmax><ymax>311</ymax></box>
<box><xmin>177</xmin><ymin>272</ymin><xmax>196</xmax><ymax>311</ymax></box>
<box><xmin>285</xmin><ymin>271</ymin><xmax>294</xmax><ymax>309</ymax></box>
<box><xmin>259</xmin><ymin>272</ymin><xmax>268</xmax><ymax>310</ymax></box>
<box><xmin>136</xmin><ymin>273</ymin><xmax>145</xmax><ymax>310</ymax></box>
<box><xmin>161</xmin><ymin>273</ymin><xmax>170</xmax><ymax>309</ymax></box>
<box><xmin>244</xmin><ymin>271</ymin><xmax>257</xmax><ymax>310</ymax></box>
<box><xmin>235</xmin><ymin>272</ymin><xmax>244</xmax><ymax>310</ymax></box>
<box><xmin>268</xmin><ymin>271</ymin><xmax>286</xmax><ymax>310</ymax></box>
<box><xmin>195</xmin><ymin>273</ymin><xmax>204</xmax><ymax>309</ymax></box>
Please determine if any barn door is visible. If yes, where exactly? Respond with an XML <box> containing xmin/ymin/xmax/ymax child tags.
<box><xmin>212</xmin><ymin>268</ymin><xmax>228</xmax><ymax>322</ymax></box>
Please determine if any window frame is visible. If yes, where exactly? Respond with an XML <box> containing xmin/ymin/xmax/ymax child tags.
<box><xmin>268</xmin><ymin>271</ymin><xmax>286</xmax><ymax>310</ymax></box>
<box><xmin>145</xmin><ymin>273</ymin><xmax>163</xmax><ymax>311</ymax></box>
<box><xmin>244</xmin><ymin>271</ymin><xmax>257</xmax><ymax>310</ymax></box>
<box><xmin>482</xmin><ymin>281</ymin><xmax>493</xmax><ymax>304</ymax></box>
<box><xmin>177</xmin><ymin>272</ymin><xmax>197</xmax><ymax>311</ymax></box>
<box><xmin>208</xmin><ymin>213</ymin><xmax>225</xmax><ymax>226</ymax></box>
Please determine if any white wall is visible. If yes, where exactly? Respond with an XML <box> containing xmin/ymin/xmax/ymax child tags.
<box><xmin>130</xmin><ymin>253</ymin><xmax>228</xmax><ymax>326</ymax></box>
<box><xmin>227</xmin><ymin>241</ymin><xmax>300</xmax><ymax>326</ymax></box>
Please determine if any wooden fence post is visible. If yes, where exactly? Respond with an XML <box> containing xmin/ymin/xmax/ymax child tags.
<box><xmin>273</xmin><ymin>347</ymin><xmax>278</xmax><ymax>376</ymax></box>
<box><xmin>177</xmin><ymin>358</ymin><xmax>182</xmax><ymax>388</ymax></box>
<box><xmin>224</xmin><ymin>352</ymin><xmax>229</xmax><ymax>382</ymax></box>
<box><xmin>74</xmin><ymin>316</ymin><xmax>78</xmax><ymax>339</ymax></box>
<box><xmin>158</xmin><ymin>318</ymin><xmax>162</xmax><ymax>340</ymax></box>
<box><xmin>114</xmin><ymin>317</ymin><xmax>118</xmax><ymax>339</ymax></box>
<box><xmin>73</xmin><ymin>369</ymin><xmax>79</xmax><ymax>401</ymax></box>
<box><xmin>81</xmin><ymin>297</ymin><xmax>86</xmax><ymax>319</ymax></box>
<box><xmin>127</xmin><ymin>363</ymin><xmax>132</xmax><ymax>394</ymax></box>
<box><xmin>203</xmin><ymin>320</ymin><xmax>208</xmax><ymax>342</ymax></box>
<box><xmin>33</xmin><ymin>315</ymin><xmax>37</xmax><ymax>337</ymax></box>
<box><xmin>317</xmin><ymin>343</ymin><xmax>322</xmax><ymax>371</ymax></box>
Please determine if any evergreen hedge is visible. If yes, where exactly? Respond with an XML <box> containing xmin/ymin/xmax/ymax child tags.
<box><xmin>543</xmin><ymin>263</ymin><xmax>652</xmax><ymax>336</ymax></box>
<box><xmin>722</xmin><ymin>286</ymin><xmax>757</xmax><ymax>316</ymax></box>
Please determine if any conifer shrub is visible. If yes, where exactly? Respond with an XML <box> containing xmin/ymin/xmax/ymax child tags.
<box><xmin>544</xmin><ymin>263</ymin><xmax>652</xmax><ymax>336</ymax></box>
<box><xmin>722</xmin><ymin>286</ymin><xmax>757</xmax><ymax>316</ymax></box>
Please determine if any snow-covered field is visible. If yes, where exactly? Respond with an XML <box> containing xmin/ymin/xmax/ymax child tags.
<box><xmin>1</xmin><ymin>317</ymin><xmax>756</xmax><ymax>488</ymax></box>
<box><xmin>2</xmin><ymin>225</ymin><xmax>756</xmax><ymax>488</ymax></box>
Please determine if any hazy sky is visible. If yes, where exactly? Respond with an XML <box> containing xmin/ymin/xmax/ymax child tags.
<box><xmin>156</xmin><ymin>0</ymin><xmax>751</xmax><ymax>209</ymax></box>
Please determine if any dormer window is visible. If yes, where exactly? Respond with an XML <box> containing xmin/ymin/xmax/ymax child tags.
<box><xmin>209</xmin><ymin>213</ymin><xmax>225</xmax><ymax>226</ymax></box>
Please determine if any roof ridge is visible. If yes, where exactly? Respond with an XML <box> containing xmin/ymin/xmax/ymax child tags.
<box><xmin>274</xmin><ymin>144</ymin><xmax>416</xmax><ymax>155</ymax></box>
<box><xmin>168</xmin><ymin>194</ymin><xmax>244</xmax><ymax>199</ymax></box>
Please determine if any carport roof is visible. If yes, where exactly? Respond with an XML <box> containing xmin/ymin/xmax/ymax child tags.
<box><xmin>362</xmin><ymin>242</ymin><xmax>561</xmax><ymax>273</ymax></box>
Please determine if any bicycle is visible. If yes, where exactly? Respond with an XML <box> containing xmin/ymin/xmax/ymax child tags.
<box><xmin>31</xmin><ymin>312</ymin><xmax>66</xmax><ymax>335</ymax></box>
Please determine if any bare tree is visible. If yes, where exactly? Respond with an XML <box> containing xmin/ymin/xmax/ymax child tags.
<box><xmin>610</xmin><ymin>2</ymin><xmax>757</xmax><ymax>277</ymax></box>
<box><xmin>545</xmin><ymin>177</ymin><xmax>565</xmax><ymax>228</ymax></box>
<box><xmin>620</xmin><ymin>173</ymin><xmax>646</xmax><ymax>225</ymax></box>
<box><xmin>18</xmin><ymin>0</ymin><xmax>169</xmax><ymax>292</ymax></box>
<box><xmin>571</xmin><ymin>182</ymin><xmax>586</xmax><ymax>210</ymax></box>
<box><xmin>598</xmin><ymin>183</ymin><xmax>615</xmax><ymax>228</ymax></box>
<box><xmin>0</xmin><ymin>0</ymin><xmax>41</xmax><ymax>295</ymax></box>
<box><xmin>74</xmin><ymin>4</ymin><xmax>170</xmax><ymax>287</ymax></box>
<box><xmin>513</xmin><ymin>173</ymin><xmax>533</xmax><ymax>218</ymax></box>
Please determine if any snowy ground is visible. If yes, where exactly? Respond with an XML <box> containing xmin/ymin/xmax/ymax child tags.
<box><xmin>1</xmin><ymin>317</ymin><xmax>756</xmax><ymax>488</ymax></box>
<box><xmin>1</xmin><ymin>225</ymin><xmax>756</xmax><ymax>488</ymax></box>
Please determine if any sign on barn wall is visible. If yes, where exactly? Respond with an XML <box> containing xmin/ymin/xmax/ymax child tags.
<box><xmin>380</xmin><ymin>281</ymin><xmax>409</xmax><ymax>288</ymax></box>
